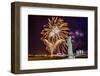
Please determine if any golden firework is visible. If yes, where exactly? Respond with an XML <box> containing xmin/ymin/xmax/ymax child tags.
<box><xmin>41</xmin><ymin>17</ymin><xmax>70</xmax><ymax>57</ymax></box>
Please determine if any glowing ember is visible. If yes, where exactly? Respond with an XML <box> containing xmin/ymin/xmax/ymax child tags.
<box><xmin>49</xmin><ymin>26</ymin><xmax>60</xmax><ymax>37</ymax></box>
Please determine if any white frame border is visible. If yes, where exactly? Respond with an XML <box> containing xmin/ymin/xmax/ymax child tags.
<box><xmin>20</xmin><ymin>6</ymin><xmax>95</xmax><ymax>70</ymax></box>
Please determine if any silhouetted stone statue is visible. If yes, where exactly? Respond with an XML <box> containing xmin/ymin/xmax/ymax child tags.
<box><xmin>67</xmin><ymin>36</ymin><xmax>74</xmax><ymax>59</ymax></box>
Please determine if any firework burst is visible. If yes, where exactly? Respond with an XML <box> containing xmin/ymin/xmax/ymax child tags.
<box><xmin>41</xmin><ymin>17</ymin><xmax>70</xmax><ymax>57</ymax></box>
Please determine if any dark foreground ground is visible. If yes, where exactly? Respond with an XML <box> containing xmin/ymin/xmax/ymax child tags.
<box><xmin>28</xmin><ymin>54</ymin><xmax>88</xmax><ymax>61</ymax></box>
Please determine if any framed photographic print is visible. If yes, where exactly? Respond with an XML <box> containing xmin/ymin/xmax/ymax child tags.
<box><xmin>11</xmin><ymin>2</ymin><xmax>98</xmax><ymax>74</ymax></box>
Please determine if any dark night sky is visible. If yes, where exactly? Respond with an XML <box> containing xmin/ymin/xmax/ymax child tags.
<box><xmin>28</xmin><ymin>15</ymin><xmax>88</xmax><ymax>54</ymax></box>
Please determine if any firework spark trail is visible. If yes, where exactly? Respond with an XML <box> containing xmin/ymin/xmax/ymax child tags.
<box><xmin>41</xmin><ymin>17</ymin><xmax>70</xmax><ymax>57</ymax></box>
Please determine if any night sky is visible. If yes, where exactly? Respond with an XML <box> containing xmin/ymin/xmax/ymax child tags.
<box><xmin>28</xmin><ymin>15</ymin><xmax>88</xmax><ymax>55</ymax></box>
